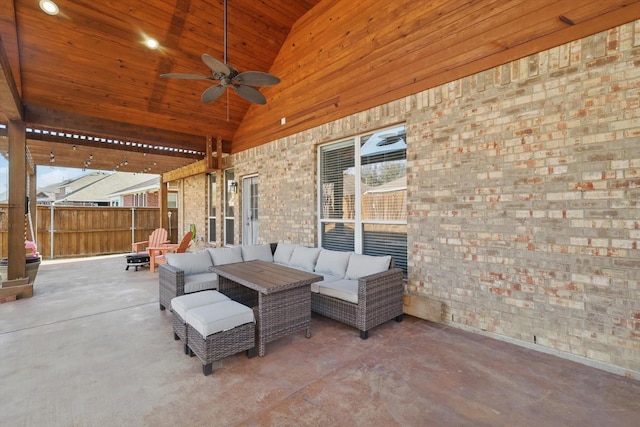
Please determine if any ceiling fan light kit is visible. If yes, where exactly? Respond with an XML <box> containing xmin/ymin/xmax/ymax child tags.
<box><xmin>160</xmin><ymin>0</ymin><xmax>280</xmax><ymax>105</ymax></box>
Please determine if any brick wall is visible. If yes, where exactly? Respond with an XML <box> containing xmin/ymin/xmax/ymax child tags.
<box><xmin>404</xmin><ymin>21</ymin><xmax>640</xmax><ymax>376</ymax></box>
<box><xmin>121</xmin><ymin>192</ymin><xmax>159</xmax><ymax>207</ymax></box>
<box><xmin>146</xmin><ymin>191</ymin><xmax>159</xmax><ymax>207</ymax></box>
<box><xmin>195</xmin><ymin>21</ymin><xmax>640</xmax><ymax>377</ymax></box>
<box><xmin>181</xmin><ymin>174</ymin><xmax>208</xmax><ymax>244</ymax></box>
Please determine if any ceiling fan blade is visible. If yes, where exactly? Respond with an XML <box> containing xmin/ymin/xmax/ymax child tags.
<box><xmin>160</xmin><ymin>73</ymin><xmax>210</xmax><ymax>80</ymax></box>
<box><xmin>201</xmin><ymin>85</ymin><xmax>225</xmax><ymax>104</ymax></box>
<box><xmin>234</xmin><ymin>71</ymin><xmax>281</xmax><ymax>87</ymax></box>
<box><xmin>233</xmin><ymin>85</ymin><xmax>267</xmax><ymax>105</ymax></box>
<box><xmin>201</xmin><ymin>54</ymin><xmax>230</xmax><ymax>76</ymax></box>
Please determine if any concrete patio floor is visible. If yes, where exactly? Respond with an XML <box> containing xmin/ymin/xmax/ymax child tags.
<box><xmin>1</xmin><ymin>254</ymin><xmax>639</xmax><ymax>426</ymax></box>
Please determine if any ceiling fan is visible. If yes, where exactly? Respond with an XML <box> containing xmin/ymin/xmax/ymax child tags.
<box><xmin>160</xmin><ymin>0</ymin><xmax>280</xmax><ymax>105</ymax></box>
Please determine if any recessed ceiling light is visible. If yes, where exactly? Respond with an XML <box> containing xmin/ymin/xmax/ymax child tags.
<box><xmin>145</xmin><ymin>38</ymin><xmax>160</xmax><ymax>50</ymax></box>
<box><xmin>39</xmin><ymin>0</ymin><xmax>59</xmax><ymax>15</ymax></box>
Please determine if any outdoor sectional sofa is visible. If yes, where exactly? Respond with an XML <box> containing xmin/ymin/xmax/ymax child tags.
<box><xmin>159</xmin><ymin>243</ymin><xmax>404</xmax><ymax>339</ymax></box>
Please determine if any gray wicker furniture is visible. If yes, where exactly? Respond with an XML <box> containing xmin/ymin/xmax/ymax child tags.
<box><xmin>211</xmin><ymin>260</ymin><xmax>322</xmax><ymax>357</ymax></box>
<box><xmin>159</xmin><ymin>243</ymin><xmax>404</xmax><ymax>340</ymax></box>
<box><xmin>158</xmin><ymin>245</ymin><xmax>274</xmax><ymax>311</ymax></box>
<box><xmin>311</xmin><ymin>263</ymin><xmax>404</xmax><ymax>339</ymax></box>
<box><xmin>184</xmin><ymin>300</ymin><xmax>256</xmax><ymax>375</ymax></box>
<box><xmin>159</xmin><ymin>263</ymin><xmax>184</xmax><ymax>311</ymax></box>
<box><xmin>171</xmin><ymin>290</ymin><xmax>230</xmax><ymax>354</ymax></box>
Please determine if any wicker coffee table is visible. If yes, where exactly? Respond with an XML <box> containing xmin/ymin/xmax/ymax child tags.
<box><xmin>210</xmin><ymin>260</ymin><xmax>322</xmax><ymax>357</ymax></box>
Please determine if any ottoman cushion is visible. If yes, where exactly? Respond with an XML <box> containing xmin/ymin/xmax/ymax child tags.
<box><xmin>185</xmin><ymin>301</ymin><xmax>255</xmax><ymax>339</ymax></box>
<box><xmin>171</xmin><ymin>290</ymin><xmax>230</xmax><ymax>320</ymax></box>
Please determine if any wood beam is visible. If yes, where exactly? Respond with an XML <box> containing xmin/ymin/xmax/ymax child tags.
<box><xmin>162</xmin><ymin>159</ymin><xmax>211</xmax><ymax>182</ymax></box>
<box><xmin>7</xmin><ymin>120</ymin><xmax>26</xmax><ymax>281</ymax></box>
<box><xmin>23</xmin><ymin>105</ymin><xmax>215</xmax><ymax>153</ymax></box>
<box><xmin>22</xmin><ymin>130</ymin><xmax>203</xmax><ymax>160</ymax></box>
<box><xmin>0</xmin><ymin>35</ymin><xmax>23</xmax><ymax>121</ymax></box>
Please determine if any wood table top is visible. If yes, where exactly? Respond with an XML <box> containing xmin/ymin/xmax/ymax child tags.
<box><xmin>210</xmin><ymin>260</ymin><xmax>322</xmax><ymax>294</ymax></box>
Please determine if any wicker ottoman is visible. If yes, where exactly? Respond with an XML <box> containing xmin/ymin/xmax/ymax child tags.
<box><xmin>185</xmin><ymin>300</ymin><xmax>256</xmax><ymax>376</ymax></box>
<box><xmin>171</xmin><ymin>291</ymin><xmax>230</xmax><ymax>354</ymax></box>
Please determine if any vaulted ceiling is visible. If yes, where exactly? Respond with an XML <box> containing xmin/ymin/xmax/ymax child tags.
<box><xmin>1</xmin><ymin>0</ymin><xmax>639</xmax><ymax>175</ymax></box>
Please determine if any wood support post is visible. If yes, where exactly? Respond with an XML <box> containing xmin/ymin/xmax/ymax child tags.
<box><xmin>159</xmin><ymin>179</ymin><xmax>169</xmax><ymax>240</ymax></box>
<box><xmin>205</xmin><ymin>135</ymin><xmax>222</xmax><ymax>171</ymax></box>
<box><xmin>216</xmin><ymin>136</ymin><xmax>222</xmax><ymax>170</ymax></box>
<box><xmin>7</xmin><ymin>120</ymin><xmax>27</xmax><ymax>281</ymax></box>
<box><xmin>27</xmin><ymin>169</ymin><xmax>37</xmax><ymax>242</ymax></box>
<box><xmin>206</xmin><ymin>135</ymin><xmax>214</xmax><ymax>170</ymax></box>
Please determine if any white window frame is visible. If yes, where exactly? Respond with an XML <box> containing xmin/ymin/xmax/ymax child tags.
<box><xmin>317</xmin><ymin>125</ymin><xmax>407</xmax><ymax>272</ymax></box>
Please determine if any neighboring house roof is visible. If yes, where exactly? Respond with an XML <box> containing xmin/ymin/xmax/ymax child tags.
<box><xmin>36</xmin><ymin>172</ymin><xmax>111</xmax><ymax>204</ymax></box>
<box><xmin>37</xmin><ymin>171</ymin><xmax>158</xmax><ymax>205</ymax></box>
<box><xmin>38</xmin><ymin>172</ymin><xmax>110</xmax><ymax>194</ymax></box>
<box><xmin>107</xmin><ymin>176</ymin><xmax>160</xmax><ymax>198</ymax></box>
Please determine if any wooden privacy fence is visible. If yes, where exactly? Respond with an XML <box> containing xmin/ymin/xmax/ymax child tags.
<box><xmin>0</xmin><ymin>205</ymin><xmax>178</xmax><ymax>259</ymax></box>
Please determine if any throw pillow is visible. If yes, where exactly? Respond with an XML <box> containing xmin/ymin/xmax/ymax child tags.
<box><xmin>241</xmin><ymin>244</ymin><xmax>274</xmax><ymax>262</ymax></box>
<box><xmin>207</xmin><ymin>246</ymin><xmax>243</xmax><ymax>265</ymax></box>
<box><xmin>288</xmin><ymin>246</ymin><xmax>321</xmax><ymax>272</ymax></box>
<box><xmin>273</xmin><ymin>243</ymin><xmax>298</xmax><ymax>265</ymax></box>
<box><xmin>345</xmin><ymin>254</ymin><xmax>391</xmax><ymax>279</ymax></box>
<box><xmin>314</xmin><ymin>249</ymin><xmax>352</xmax><ymax>278</ymax></box>
<box><xmin>166</xmin><ymin>250</ymin><xmax>212</xmax><ymax>275</ymax></box>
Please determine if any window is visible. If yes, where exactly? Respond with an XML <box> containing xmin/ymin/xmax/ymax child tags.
<box><xmin>167</xmin><ymin>193</ymin><xmax>178</xmax><ymax>209</ymax></box>
<box><xmin>319</xmin><ymin>125</ymin><xmax>407</xmax><ymax>275</ymax></box>
<box><xmin>133</xmin><ymin>193</ymin><xmax>147</xmax><ymax>207</ymax></box>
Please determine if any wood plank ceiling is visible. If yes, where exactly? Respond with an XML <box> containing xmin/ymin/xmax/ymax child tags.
<box><xmin>0</xmin><ymin>0</ymin><xmax>639</xmax><ymax>175</ymax></box>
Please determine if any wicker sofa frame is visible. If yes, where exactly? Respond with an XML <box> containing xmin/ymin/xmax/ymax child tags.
<box><xmin>159</xmin><ymin>245</ymin><xmax>405</xmax><ymax>339</ymax></box>
<box><xmin>159</xmin><ymin>263</ymin><xmax>186</xmax><ymax>312</ymax></box>
<box><xmin>311</xmin><ymin>262</ymin><xmax>404</xmax><ymax>339</ymax></box>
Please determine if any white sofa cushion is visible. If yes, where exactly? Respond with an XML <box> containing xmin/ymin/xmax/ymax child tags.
<box><xmin>288</xmin><ymin>246</ymin><xmax>321</xmax><ymax>272</ymax></box>
<box><xmin>184</xmin><ymin>273</ymin><xmax>219</xmax><ymax>293</ymax></box>
<box><xmin>318</xmin><ymin>279</ymin><xmax>359</xmax><ymax>304</ymax></box>
<box><xmin>185</xmin><ymin>300</ymin><xmax>255</xmax><ymax>339</ymax></box>
<box><xmin>314</xmin><ymin>249</ymin><xmax>352</xmax><ymax>278</ymax></box>
<box><xmin>241</xmin><ymin>244</ymin><xmax>273</xmax><ymax>262</ymax></box>
<box><xmin>311</xmin><ymin>274</ymin><xmax>342</xmax><ymax>293</ymax></box>
<box><xmin>273</xmin><ymin>243</ymin><xmax>297</xmax><ymax>265</ymax></box>
<box><xmin>171</xmin><ymin>290</ymin><xmax>230</xmax><ymax>320</ymax></box>
<box><xmin>207</xmin><ymin>246</ymin><xmax>243</xmax><ymax>265</ymax></box>
<box><xmin>345</xmin><ymin>254</ymin><xmax>391</xmax><ymax>279</ymax></box>
<box><xmin>166</xmin><ymin>250</ymin><xmax>212</xmax><ymax>275</ymax></box>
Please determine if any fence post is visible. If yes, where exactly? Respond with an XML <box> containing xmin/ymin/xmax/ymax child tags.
<box><xmin>131</xmin><ymin>206</ymin><xmax>135</xmax><ymax>253</ymax></box>
<box><xmin>49</xmin><ymin>203</ymin><xmax>55</xmax><ymax>259</ymax></box>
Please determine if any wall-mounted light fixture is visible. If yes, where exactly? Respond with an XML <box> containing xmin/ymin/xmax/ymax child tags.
<box><xmin>229</xmin><ymin>181</ymin><xmax>238</xmax><ymax>194</ymax></box>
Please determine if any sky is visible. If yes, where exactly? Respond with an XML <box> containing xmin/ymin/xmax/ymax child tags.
<box><xmin>0</xmin><ymin>155</ymin><xmax>97</xmax><ymax>195</ymax></box>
